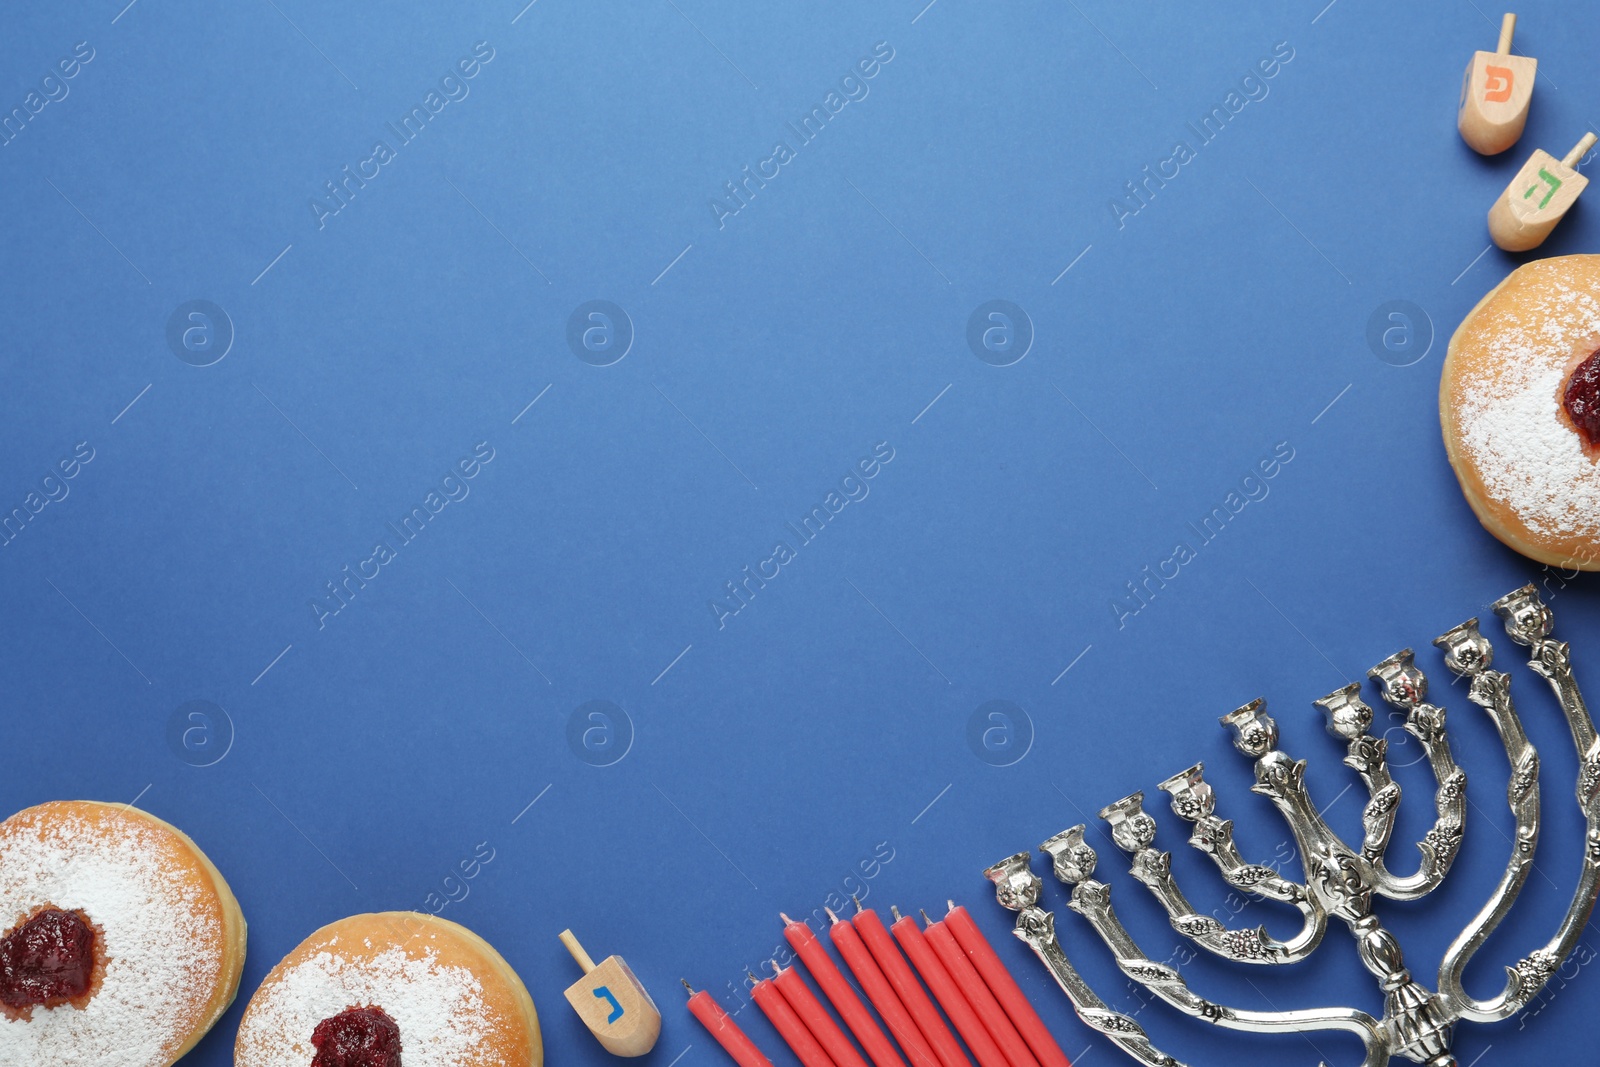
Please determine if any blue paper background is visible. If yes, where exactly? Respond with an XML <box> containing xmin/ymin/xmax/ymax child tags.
<box><xmin>4</xmin><ymin>2</ymin><xmax>1600</xmax><ymax>1066</ymax></box>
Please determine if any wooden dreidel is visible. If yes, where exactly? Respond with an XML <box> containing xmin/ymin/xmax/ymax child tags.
<box><xmin>560</xmin><ymin>928</ymin><xmax>661</xmax><ymax>1056</ymax></box>
<box><xmin>1489</xmin><ymin>132</ymin><xmax>1597</xmax><ymax>251</ymax></box>
<box><xmin>1458</xmin><ymin>13</ymin><xmax>1536</xmax><ymax>155</ymax></box>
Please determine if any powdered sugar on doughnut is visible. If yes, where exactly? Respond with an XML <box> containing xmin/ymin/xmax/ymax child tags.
<box><xmin>1456</xmin><ymin>277</ymin><xmax>1600</xmax><ymax>542</ymax></box>
<box><xmin>236</xmin><ymin>943</ymin><xmax>497</xmax><ymax>1067</ymax></box>
<box><xmin>0</xmin><ymin>808</ymin><xmax>218</xmax><ymax>1066</ymax></box>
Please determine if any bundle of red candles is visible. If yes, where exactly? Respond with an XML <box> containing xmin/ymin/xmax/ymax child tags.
<box><xmin>684</xmin><ymin>901</ymin><xmax>1071</xmax><ymax>1067</ymax></box>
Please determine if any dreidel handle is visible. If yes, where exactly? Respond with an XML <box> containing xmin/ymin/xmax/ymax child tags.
<box><xmin>1497</xmin><ymin>13</ymin><xmax>1515</xmax><ymax>55</ymax></box>
<box><xmin>561</xmin><ymin>928</ymin><xmax>597</xmax><ymax>972</ymax></box>
<box><xmin>1563</xmin><ymin>133</ymin><xmax>1597</xmax><ymax>169</ymax></box>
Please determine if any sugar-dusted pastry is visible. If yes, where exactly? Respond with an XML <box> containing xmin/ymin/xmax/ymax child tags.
<box><xmin>1440</xmin><ymin>254</ymin><xmax>1600</xmax><ymax>569</ymax></box>
<box><xmin>0</xmin><ymin>800</ymin><xmax>247</xmax><ymax>1065</ymax></box>
<box><xmin>235</xmin><ymin>911</ymin><xmax>542</xmax><ymax>1067</ymax></box>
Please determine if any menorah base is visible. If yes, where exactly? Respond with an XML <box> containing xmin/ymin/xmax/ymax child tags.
<box><xmin>1349</xmin><ymin>914</ymin><xmax>1455</xmax><ymax>1064</ymax></box>
<box><xmin>1382</xmin><ymin>980</ymin><xmax>1453</xmax><ymax>1066</ymax></box>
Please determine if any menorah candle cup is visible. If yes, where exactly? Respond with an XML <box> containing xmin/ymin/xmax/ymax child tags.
<box><xmin>1313</xmin><ymin>683</ymin><xmax>1373</xmax><ymax>741</ymax></box>
<box><xmin>1219</xmin><ymin>699</ymin><xmax>1277</xmax><ymax>757</ymax></box>
<box><xmin>984</xmin><ymin>853</ymin><xmax>1043</xmax><ymax>908</ymax></box>
<box><xmin>1155</xmin><ymin>764</ymin><xmax>1214</xmax><ymax>822</ymax></box>
<box><xmin>1095</xmin><ymin>794</ymin><xmax>1157</xmax><ymax>857</ymax></box>
<box><xmin>1369</xmin><ymin>649</ymin><xmax>1429</xmax><ymax>710</ymax></box>
<box><xmin>1038</xmin><ymin>828</ymin><xmax>1097</xmax><ymax>886</ymax></box>
<box><xmin>1434</xmin><ymin>619</ymin><xmax>1494</xmax><ymax>678</ymax></box>
<box><xmin>1492</xmin><ymin>585</ymin><xmax>1554</xmax><ymax>646</ymax></box>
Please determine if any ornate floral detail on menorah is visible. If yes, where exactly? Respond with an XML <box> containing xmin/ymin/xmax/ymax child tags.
<box><xmin>984</xmin><ymin>585</ymin><xmax>1600</xmax><ymax>1067</ymax></box>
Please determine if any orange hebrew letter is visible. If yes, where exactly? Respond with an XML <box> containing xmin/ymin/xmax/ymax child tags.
<box><xmin>1484</xmin><ymin>65</ymin><xmax>1513</xmax><ymax>103</ymax></box>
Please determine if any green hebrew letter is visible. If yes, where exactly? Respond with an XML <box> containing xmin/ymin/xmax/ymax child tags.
<box><xmin>1524</xmin><ymin>168</ymin><xmax>1562</xmax><ymax>209</ymax></box>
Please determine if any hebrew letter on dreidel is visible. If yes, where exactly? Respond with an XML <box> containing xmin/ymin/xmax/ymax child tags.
<box><xmin>1484</xmin><ymin>65</ymin><xmax>1514</xmax><ymax>102</ymax></box>
<box><xmin>1524</xmin><ymin>168</ymin><xmax>1562</xmax><ymax>208</ymax></box>
<box><xmin>594</xmin><ymin>986</ymin><xmax>625</xmax><ymax>1023</ymax></box>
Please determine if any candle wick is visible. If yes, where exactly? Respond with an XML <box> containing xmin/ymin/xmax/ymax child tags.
<box><xmin>919</xmin><ymin>909</ymin><xmax>933</xmax><ymax>926</ymax></box>
<box><xmin>682</xmin><ymin>979</ymin><xmax>696</xmax><ymax>995</ymax></box>
<box><xmin>825</xmin><ymin>907</ymin><xmax>842</xmax><ymax>924</ymax></box>
<box><xmin>769</xmin><ymin>960</ymin><xmax>782</xmax><ymax>975</ymax></box>
<box><xmin>890</xmin><ymin>905</ymin><xmax>903</xmax><ymax>922</ymax></box>
<box><xmin>947</xmin><ymin>900</ymin><xmax>957</xmax><ymax>913</ymax></box>
<box><xmin>779</xmin><ymin>912</ymin><xmax>795</xmax><ymax>926</ymax></box>
<box><xmin>852</xmin><ymin>895</ymin><xmax>863</xmax><ymax>914</ymax></box>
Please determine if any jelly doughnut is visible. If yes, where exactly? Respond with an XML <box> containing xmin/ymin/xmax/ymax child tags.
<box><xmin>1441</xmin><ymin>254</ymin><xmax>1600</xmax><ymax>569</ymax></box>
<box><xmin>236</xmin><ymin>911</ymin><xmax>542</xmax><ymax>1067</ymax></box>
<box><xmin>0</xmin><ymin>800</ymin><xmax>247</xmax><ymax>1065</ymax></box>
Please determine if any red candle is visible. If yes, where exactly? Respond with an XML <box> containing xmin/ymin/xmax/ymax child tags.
<box><xmin>826</xmin><ymin>910</ymin><xmax>940</xmax><ymax>1067</ymax></box>
<box><xmin>782</xmin><ymin>913</ymin><xmax>907</xmax><ymax>1067</ymax></box>
<box><xmin>752</xmin><ymin>971</ymin><xmax>840</xmax><ymax>1067</ymax></box>
<box><xmin>685</xmin><ymin>980</ymin><xmax>777</xmax><ymax>1067</ymax></box>
<box><xmin>943</xmin><ymin>903</ymin><xmax>1071</xmax><ymax>1067</ymax></box>
<box><xmin>889</xmin><ymin>908</ymin><xmax>1009</xmax><ymax>1067</ymax></box>
<box><xmin>852</xmin><ymin>907</ymin><xmax>968</xmax><ymax>1067</ymax></box>
<box><xmin>771</xmin><ymin>963</ymin><xmax>871</xmax><ymax>1067</ymax></box>
<box><xmin>923</xmin><ymin>916</ymin><xmax>1040</xmax><ymax>1067</ymax></box>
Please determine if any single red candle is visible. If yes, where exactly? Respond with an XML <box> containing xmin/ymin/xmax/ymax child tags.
<box><xmin>782</xmin><ymin>913</ymin><xmax>907</xmax><ymax>1067</ymax></box>
<box><xmin>889</xmin><ymin>909</ymin><xmax>1009</xmax><ymax>1067</ymax></box>
<box><xmin>826</xmin><ymin>910</ymin><xmax>940</xmax><ymax>1067</ymax></box>
<box><xmin>752</xmin><ymin>971</ymin><xmax>840</xmax><ymax>1067</ymax></box>
<box><xmin>923</xmin><ymin>916</ymin><xmax>1041</xmax><ymax>1067</ymax></box>
<box><xmin>685</xmin><ymin>980</ymin><xmax>777</xmax><ymax>1067</ymax></box>
<box><xmin>852</xmin><ymin>907</ymin><xmax>968</xmax><ymax>1067</ymax></box>
<box><xmin>771</xmin><ymin>963</ymin><xmax>871</xmax><ymax>1067</ymax></box>
<box><xmin>943</xmin><ymin>903</ymin><xmax>1071</xmax><ymax>1067</ymax></box>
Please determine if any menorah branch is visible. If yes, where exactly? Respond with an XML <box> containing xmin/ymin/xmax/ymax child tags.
<box><xmin>1433</xmin><ymin>620</ymin><xmax>1543</xmax><ymax>1022</ymax></box>
<box><xmin>1497</xmin><ymin>584</ymin><xmax>1598</xmax><ymax>760</ymax></box>
<box><xmin>1435</xmin><ymin>587</ymin><xmax>1600</xmax><ymax>1021</ymax></box>
<box><xmin>1313</xmin><ymin>684</ymin><xmax>1401</xmax><ymax>866</ymax></box>
<box><xmin>1096</xmin><ymin>793</ymin><xmax>1317</xmax><ymax>964</ymax></box>
<box><xmin>1038</xmin><ymin>829</ymin><xmax>1389</xmax><ymax>1067</ymax></box>
<box><xmin>1157</xmin><ymin>763</ymin><xmax>1326</xmax><ymax>958</ymax></box>
<box><xmin>1363</xmin><ymin>651</ymin><xmax>1467</xmax><ymax>901</ymax></box>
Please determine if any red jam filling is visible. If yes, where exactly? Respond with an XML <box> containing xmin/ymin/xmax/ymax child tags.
<box><xmin>311</xmin><ymin>1005</ymin><xmax>403</xmax><ymax>1067</ymax></box>
<box><xmin>1563</xmin><ymin>349</ymin><xmax>1600</xmax><ymax>447</ymax></box>
<box><xmin>0</xmin><ymin>908</ymin><xmax>96</xmax><ymax>1010</ymax></box>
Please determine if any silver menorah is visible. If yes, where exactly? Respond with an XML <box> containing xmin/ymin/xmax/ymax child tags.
<box><xmin>983</xmin><ymin>585</ymin><xmax>1600</xmax><ymax>1067</ymax></box>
